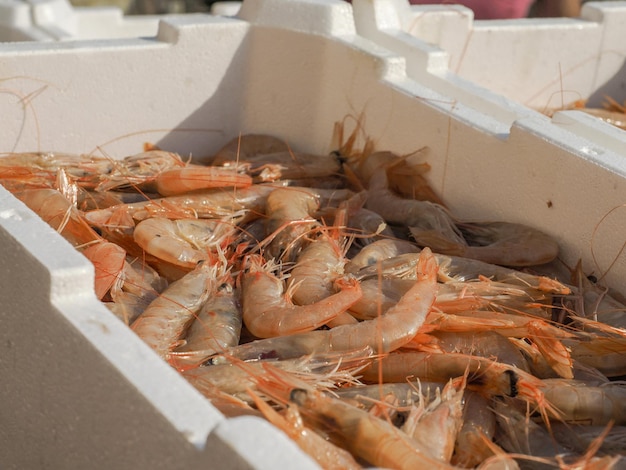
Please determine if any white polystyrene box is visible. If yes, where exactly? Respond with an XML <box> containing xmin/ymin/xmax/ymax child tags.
<box><xmin>1</xmin><ymin>0</ymin><xmax>626</xmax><ymax>467</ymax></box>
<box><xmin>0</xmin><ymin>0</ymin><xmax>160</xmax><ymax>41</ymax></box>
<box><xmin>354</xmin><ymin>0</ymin><xmax>626</xmax><ymax>112</ymax></box>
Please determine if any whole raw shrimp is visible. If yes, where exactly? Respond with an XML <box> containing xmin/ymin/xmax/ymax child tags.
<box><xmin>413</xmin><ymin>221</ymin><xmax>560</xmax><ymax>268</ymax></box>
<box><xmin>360</xmin><ymin>351</ymin><xmax>560</xmax><ymax>425</ymax></box>
<box><xmin>540</xmin><ymin>379</ymin><xmax>626</xmax><ymax>426</ymax></box>
<box><xmin>84</xmin><ymin>183</ymin><xmax>281</xmax><ymax>230</ymax></box>
<box><xmin>248</xmin><ymin>393</ymin><xmax>363</xmax><ymax>470</ymax></box>
<box><xmin>172</xmin><ymin>263</ymin><xmax>242</xmax><ymax>368</ymax></box>
<box><xmin>212</xmin><ymin>247</ymin><xmax>438</xmax><ymax>362</ymax></box>
<box><xmin>133</xmin><ymin>215</ymin><xmax>240</xmax><ymax>269</ymax></box>
<box><xmin>130</xmin><ymin>261</ymin><xmax>215</xmax><ymax>363</ymax></box>
<box><xmin>240</xmin><ymin>254</ymin><xmax>362</xmax><ymax>338</ymax></box>
<box><xmin>289</xmin><ymin>387</ymin><xmax>457</xmax><ymax>469</ymax></box>
<box><xmin>154</xmin><ymin>164</ymin><xmax>253</xmax><ymax>196</ymax></box>
<box><xmin>263</xmin><ymin>186</ymin><xmax>321</xmax><ymax>261</ymax></box>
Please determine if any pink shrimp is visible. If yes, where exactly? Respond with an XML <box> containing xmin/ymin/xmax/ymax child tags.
<box><xmin>240</xmin><ymin>254</ymin><xmax>362</xmax><ymax>338</ymax></box>
<box><xmin>154</xmin><ymin>165</ymin><xmax>253</xmax><ymax>197</ymax></box>
<box><xmin>130</xmin><ymin>261</ymin><xmax>214</xmax><ymax>363</ymax></box>
<box><xmin>212</xmin><ymin>247</ymin><xmax>437</xmax><ymax>362</ymax></box>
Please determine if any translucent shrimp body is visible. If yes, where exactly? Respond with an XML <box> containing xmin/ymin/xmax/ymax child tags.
<box><xmin>173</xmin><ymin>271</ymin><xmax>242</xmax><ymax>367</ymax></box>
<box><xmin>241</xmin><ymin>255</ymin><xmax>362</xmax><ymax>338</ymax></box>
<box><xmin>155</xmin><ymin>165</ymin><xmax>253</xmax><ymax>196</ymax></box>
<box><xmin>131</xmin><ymin>261</ymin><xmax>214</xmax><ymax>362</ymax></box>
<box><xmin>290</xmin><ymin>388</ymin><xmax>456</xmax><ymax>469</ymax></box>
<box><xmin>217</xmin><ymin>248</ymin><xmax>437</xmax><ymax>361</ymax></box>
<box><xmin>133</xmin><ymin>217</ymin><xmax>237</xmax><ymax>269</ymax></box>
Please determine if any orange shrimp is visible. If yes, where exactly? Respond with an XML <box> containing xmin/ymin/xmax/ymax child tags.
<box><xmin>81</xmin><ymin>241</ymin><xmax>127</xmax><ymax>300</ymax></box>
<box><xmin>154</xmin><ymin>165</ymin><xmax>253</xmax><ymax>196</ymax></box>
<box><xmin>172</xmin><ymin>264</ymin><xmax>242</xmax><ymax>367</ymax></box>
<box><xmin>360</xmin><ymin>351</ymin><xmax>560</xmax><ymax>426</ymax></box>
<box><xmin>130</xmin><ymin>261</ymin><xmax>214</xmax><ymax>363</ymax></box>
<box><xmin>213</xmin><ymin>247</ymin><xmax>437</xmax><ymax>362</ymax></box>
<box><xmin>240</xmin><ymin>254</ymin><xmax>362</xmax><ymax>338</ymax></box>
<box><xmin>248</xmin><ymin>392</ymin><xmax>363</xmax><ymax>470</ymax></box>
<box><xmin>289</xmin><ymin>387</ymin><xmax>457</xmax><ymax>469</ymax></box>
<box><xmin>133</xmin><ymin>216</ymin><xmax>239</xmax><ymax>269</ymax></box>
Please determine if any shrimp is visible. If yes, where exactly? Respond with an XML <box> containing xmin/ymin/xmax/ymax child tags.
<box><xmin>14</xmin><ymin>188</ymin><xmax>101</xmax><ymax>247</ymax></box>
<box><xmin>365</xmin><ymin>170</ymin><xmax>466</xmax><ymax>252</ymax></box>
<box><xmin>213</xmin><ymin>133</ymin><xmax>343</xmax><ymax>181</ymax></box>
<box><xmin>289</xmin><ymin>388</ymin><xmax>457</xmax><ymax>469</ymax></box>
<box><xmin>345</xmin><ymin>239</ymin><xmax>420</xmax><ymax>275</ymax></box>
<box><xmin>81</xmin><ymin>241</ymin><xmax>127</xmax><ymax>300</ymax></box>
<box><xmin>540</xmin><ymin>379</ymin><xmax>626</xmax><ymax>426</ymax></box>
<box><xmin>130</xmin><ymin>261</ymin><xmax>215</xmax><ymax>363</ymax></box>
<box><xmin>408</xmin><ymin>330</ymin><xmax>531</xmax><ymax>374</ymax></box>
<box><xmin>84</xmin><ymin>183</ymin><xmax>280</xmax><ymax>230</ymax></box>
<box><xmin>0</xmin><ymin>151</ymin><xmax>114</xmax><ymax>189</ymax></box>
<box><xmin>264</xmin><ymin>187</ymin><xmax>321</xmax><ymax>260</ymax></box>
<box><xmin>154</xmin><ymin>165</ymin><xmax>253</xmax><ymax>197</ymax></box>
<box><xmin>95</xmin><ymin>149</ymin><xmax>186</xmax><ymax>192</ymax></box>
<box><xmin>108</xmin><ymin>256</ymin><xmax>167</xmax><ymax>325</ymax></box>
<box><xmin>348</xmin><ymin>277</ymin><xmax>415</xmax><ymax>320</ymax></box>
<box><xmin>133</xmin><ymin>216</ymin><xmax>239</xmax><ymax>269</ymax></box>
<box><xmin>248</xmin><ymin>393</ymin><xmax>363</xmax><ymax>470</ymax></box>
<box><xmin>172</xmin><ymin>267</ymin><xmax>242</xmax><ymax>367</ymax></box>
<box><xmin>451</xmin><ymin>391</ymin><xmax>498</xmax><ymax>468</ymax></box>
<box><xmin>566</xmin><ymin>336</ymin><xmax>626</xmax><ymax>378</ymax></box>
<box><xmin>240</xmin><ymin>254</ymin><xmax>362</xmax><ymax>338</ymax></box>
<box><xmin>423</xmin><ymin>311</ymin><xmax>576</xmax><ymax>379</ymax></box>
<box><xmin>413</xmin><ymin>221</ymin><xmax>560</xmax><ymax>268</ymax></box>
<box><xmin>212</xmin><ymin>247</ymin><xmax>437</xmax><ymax>362</ymax></box>
<box><xmin>288</xmin><ymin>225</ymin><xmax>349</xmax><ymax>307</ymax></box>
<box><xmin>404</xmin><ymin>378</ymin><xmax>466</xmax><ymax>463</ymax></box>
<box><xmin>360</xmin><ymin>351</ymin><xmax>560</xmax><ymax>425</ymax></box>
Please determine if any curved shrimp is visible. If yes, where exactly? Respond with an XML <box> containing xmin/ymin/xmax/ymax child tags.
<box><xmin>213</xmin><ymin>247</ymin><xmax>437</xmax><ymax>362</ymax></box>
<box><xmin>240</xmin><ymin>254</ymin><xmax>362</xmax><ymax>338</ymax></box>
<box><xmin>263</xmin><ymin>187</ymin><xmax>321</xmax><ymax>260</ymax></box>
<box><xmin>130</xmin><ymin>261</ymin><xmax>215</xmax><ymax>363</ymax></box>
<box><xmin>288</xmin><ymin>224</ymin><xmax>349</xmax><ymax>307</ymax></box>
<box><xmin>133</xmin><ymin>216</ymin><xmax>239</xmax><ymax>269</ymax></box>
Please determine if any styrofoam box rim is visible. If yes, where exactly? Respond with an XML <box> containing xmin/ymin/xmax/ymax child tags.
<box><xmin>1</xmin><ymin>0</ymin><xmax>625</xmax><ymax>468</ymax></box>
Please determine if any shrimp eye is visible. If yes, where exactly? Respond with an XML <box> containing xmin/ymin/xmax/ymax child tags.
<box><xmin>290</xmin><ymin>388</ymin><xmax>308</xmax><ymax>405</ymax></box>
<box><xmin>504</xmin><ymin>369</ymin><xmax>519</xmax><ymax>398</ymax></box>
<box><xmin>218</xmin><ymin>282</ymin><xmax>232</xmax><ymax>293</ymax></box>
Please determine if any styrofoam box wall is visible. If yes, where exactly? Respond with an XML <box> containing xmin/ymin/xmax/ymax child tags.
<box><xmin>350</xmin><ymin>0</ymin><xmax>626</xmax><ymax>160</ymax></box>
<box><xmin>1</xmin><ymin>0</ymin><xmax>626</xmax><ymax>467</ymax></box>
<box><xmin>353</xmin><ymin>0</ymin><xmax>626</xmax><ymax>111</ymax></box>
<box><xmin>0</xmin><ymin>0</ymin><xmax>160</xmax><ymax>41</ymax></box>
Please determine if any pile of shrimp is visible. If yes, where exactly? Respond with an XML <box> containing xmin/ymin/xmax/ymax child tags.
<box><xmin>2</xmin><ymin>122</ymin><xmax>625</xmax><ymax>469</ymax></box>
